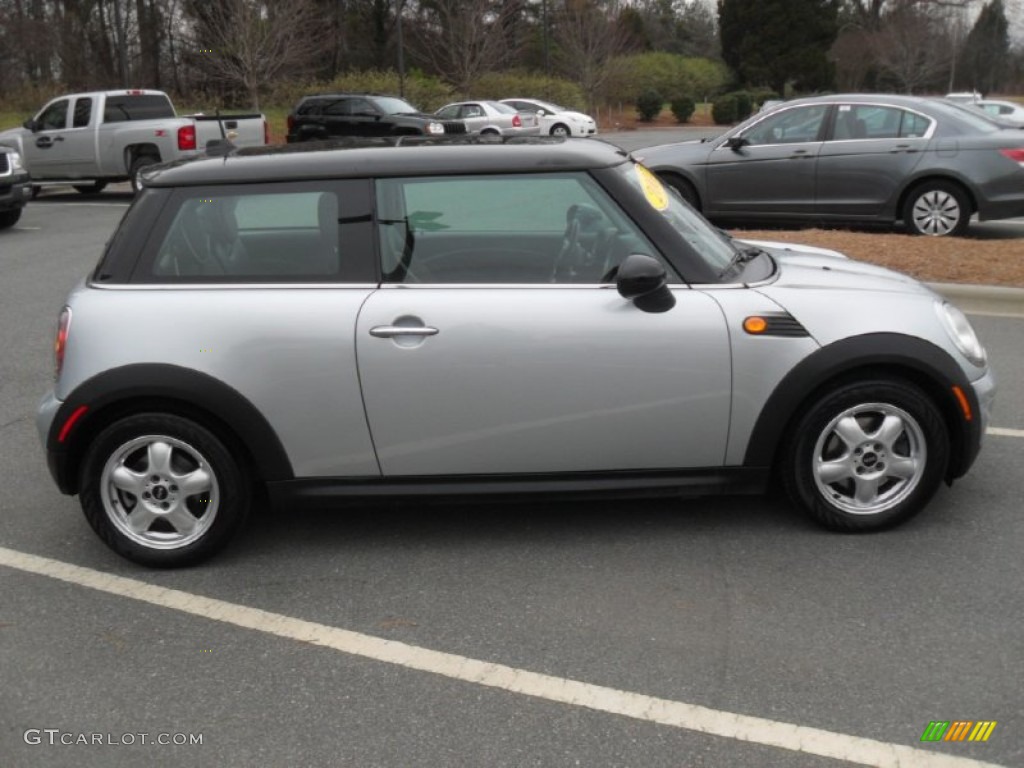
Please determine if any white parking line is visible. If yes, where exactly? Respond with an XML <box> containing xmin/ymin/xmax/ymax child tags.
<box><xmin>988</xmin><ymin>427</ymin><xmax>1024</xmax><ymax>438</ymax></box>
<box><xmin>0</xmin><ymin>546</ymin><xmax>1006</xmax><ymax>768</ymax></box>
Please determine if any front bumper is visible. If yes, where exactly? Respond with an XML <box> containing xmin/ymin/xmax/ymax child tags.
<box><xmin>956</xmin><ymin>367</ymin><xmax>997</xmax><ymax>479</ymax></box>
<box><xmin>0</xmin><ymin>174</ymin><xmax>31</xmax><ymax>211</ymax></box>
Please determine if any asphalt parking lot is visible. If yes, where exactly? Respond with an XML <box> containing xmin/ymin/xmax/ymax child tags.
<box><xmin>1</xmin><ymin>157</ymin><xmax>1022</xmax><ymax>767</ymax></box>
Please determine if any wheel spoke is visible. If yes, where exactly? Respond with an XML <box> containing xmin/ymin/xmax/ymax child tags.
<box><xmin>817</xmin><ymin>458</ymin><xmax>853</xmax><ymax>485</ymax></box>
<box><xmin>834</xmin><ymin>415</ymin><xmax>869</xmax><ymax>447</ymax></box>
<box><xmin>164</xmin><ymin>504</ymin><xmax>198</xmax><ymax>536</ymax></box>
<box><xmin>178</xmin><ymin>467</ymin><xmax>212</xmax><ymax>496</ymax></box>
<box><xmin>853</xmin><ymin>475</ymin><xmax>881</xmax><ymax>505</ymax></box>
<box><xmin>875</xmin><ymin>413</ymin><xmax>905</xmax><ymax>448</ymax></box>
<box><xmin>110</xmin><ymin>466</ymin><xmax>146</xmax><ymax>496</ymax></box>
<box><xmin>126</xmin><ymin>506</ymin><xmax>159</xmax><ymax>535</ymax></box>
<box><xmin>887</xmin><ymin>456</ymin><xmax>919</xmax><ymax>479</ymax></box>
<box><xmin>146</xmin><ymin>440</ymin><xmax>174</xmax><ymax>475</ymax></box>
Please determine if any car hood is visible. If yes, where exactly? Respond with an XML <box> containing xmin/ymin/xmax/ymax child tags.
<box><xmin>0</xmin><ymin>126</ymin><xmax>25</xmax><ymax>147</ymax></box>
<box><xmin>766</xmin><ymin>251</ymin><xmax>934</xmax><ymax>297</ymax></box>
<box><xmin>636</xmin><ymin>139</ymin><xmax>717</xmax><ymax>163</ymax></box>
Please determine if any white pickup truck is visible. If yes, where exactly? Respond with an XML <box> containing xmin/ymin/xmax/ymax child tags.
<box><xmin>0</xmin><ymin>89</ymin><xmax>267</xmax><ymax>194</ymax></box>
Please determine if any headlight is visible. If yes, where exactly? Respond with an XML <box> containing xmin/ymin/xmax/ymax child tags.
<box><xmin>937</xmin><ymin>301</ymin><xmax>987</xmax><ymax>367</ymax></box>
<box><xmin>427</xmin><ymin>122</ymin><xmax>445</xmax><ymax>136</ymax></box>
<box><xmin>10</xmin><ymin>151</ymin><xmax>24</xmax><ymax>172</ymax></box>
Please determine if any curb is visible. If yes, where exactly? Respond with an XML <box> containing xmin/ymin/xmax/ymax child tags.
<box><xmin>928</xmin><ymin>282</ymin><xmax>1024</xmax><ymax>317</ymax></box>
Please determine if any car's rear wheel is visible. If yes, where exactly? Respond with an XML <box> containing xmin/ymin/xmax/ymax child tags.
<box><xmin>550</xmin><ymin>123</ymin><xmax>570</xmax><ymax>137</ymax></box>
<box><xmin>659</xmin><ymin>172</ymin><xmax>701</xmax><ymax>210</ymax></box>
<box><xmin>782</xmin><ymin>379</ymin><xmax>948</xmax><ymax>531</ymax></box>
<box><xmin>72</xmin><ymin>182</ymin><xmax>108</xmax><ymax>195</ymax></box>
<box><xmin>903</xmin><ymin>181</ymin><xmax>970</xmax><ymax>237</ymax></box>
<box><xmin>79</xmin><ymin>413</ymin><xmax>251</xmax><ymax>567</ymax></box>
<box><xmin>129</xmin><ymin>155</ymin><xmax>160</xmax><ymax>194</ymax></box>
<box><xmin>0</xmin><ymin>209</ymin><xmax>21</xmax><ymax>229</ymax></box>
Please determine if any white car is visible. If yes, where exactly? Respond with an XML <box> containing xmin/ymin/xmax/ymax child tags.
<box><xmin>974</xmin><ymin>99</ymin><xmax>1024</xmax><ymax>127</ymax></box>
<box><xmin>500</xmin><ymin>98</ymin><xmax>597</xmax><ymax>137</ymax></box>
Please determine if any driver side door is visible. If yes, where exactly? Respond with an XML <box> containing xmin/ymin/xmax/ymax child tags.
<box><xmin>355</xmin><ymin>172</ymin><xmax>732</xmax><ymax>477</ymax></box>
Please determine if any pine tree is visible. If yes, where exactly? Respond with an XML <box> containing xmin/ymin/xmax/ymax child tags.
<box><xmin>718</xmin><ymin>0</ymin><xmax>838</xmax><ymax>94</ymax></box>
<box><xmin>959</xmin><ymin>0</ymin><xmax>1010</xmax><ymax>94</ymax></box>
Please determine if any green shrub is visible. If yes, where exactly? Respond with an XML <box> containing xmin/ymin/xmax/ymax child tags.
<box><xmin>732</xmin><ymin>90</ymin><xmax>753</xmax><ymax>121</ymax></box>
<box><xmin>470</xmin><ymin>71</ymin><xmax>585</xmax><ymax>111</ymax></box>
<box><xmin>670</xmin><ymin>95</ymin><xmax>696</xmax><ymax>123</ymax></box>
<box><xmin>711</xmin><ymin>93</ymin><xmax>738</xmax><ymax>125</ymax></box>
<box><xmin>636</xmin><ymin>89</ymin><xmax>664</xmax><ymax>121</ymax></box>
<box><xmin>752</xmin><ymin>89</ymin><xmax>781</xmax><ymax>109</ymax></box>
<box><xmin>605</xmin><ymin>53</ymin><xmax>728</xmax><ymax>105</ymax></box>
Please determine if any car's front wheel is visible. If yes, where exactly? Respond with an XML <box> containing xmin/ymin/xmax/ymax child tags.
<box><xmin>782</xmin><ymin>379</ymin><xmax>949</xmax><ymax>531</ymax></box>
<box><xmin>550</xmin><ymin>123</ymin><xmax>570</xmax><ymax>137</ymax></box>
<box><xmin>0</xmin><ymin>209</ymin><xmax>21</xmax><ymax>229</ymax></box>
<box><xmin>903</xmin><ymin>181</ymin><xmax>970</xmax><ymax>237</ymax></box>
<box><xmin>79</xmin><ymin>413</ymin><xmax>251</xmax><ymax>567</ymax></box>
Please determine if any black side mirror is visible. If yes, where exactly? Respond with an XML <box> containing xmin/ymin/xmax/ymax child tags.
<box><xmin>724</xmin><ymin>135</ymin><xmax>748</xmax><ymax>151</ymax></box>
<box><xmin>23</xmin><ymin>118</ymin><xmax>39</xmax><ymax>132</ymax></box>
<box><xmin>616</xmin><ymin>254</ymin><xmax>676</xmax><ymax>313</ymax></box>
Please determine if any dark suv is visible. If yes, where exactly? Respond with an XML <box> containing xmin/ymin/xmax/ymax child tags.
<box><xmin>286</xmin><ymin>94</ymin><xmax>466</xmax><ymax>142</ymax></box>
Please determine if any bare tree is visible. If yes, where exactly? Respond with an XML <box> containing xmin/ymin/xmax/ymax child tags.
<box><xmin>868</xmin><ymin>2</ymin><xmax>954</xmax><ymax>91</ymax></box>
<box><xmin>552</xmin><ymin>0</ymin><xmax>634</xmax><ymax>109</ymax></box>
<box><xmin>185</xmin><ymin>0</ymin><xmax>325</xmax><ymax>108</ymax></box>
<box><xmin>409</xmin><ymin>0</ymin><xmax>520</xmax><ymax>95</ymax></box>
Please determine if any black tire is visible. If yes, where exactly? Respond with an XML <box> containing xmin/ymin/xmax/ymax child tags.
<box><xmin>79</xmin><ymin>413</ymin><xmax>251</xmax><ymax>567</ymax></box>
<box><xmin>781</xmin><ymin>379</ymin><xmax>949</xmax><ymax>531</ymax></box>
<box><xmin>0</xmin><ymin>209</ymin><xmax>21</xmax><ymax>229</ymax></box>
<box><xmin>72</xmin><ymin>181</ymin><xmax>108</xmax><ymax>195</ymax></box>
<box><xmin>129</xmin><ymin>155</ymin><xmax>160</xmax><ymax>194</ymax></box>
<box><xmin>549</xmin><ymin>123</ymin><xmax>570</xmax><ymax>137</ymax></box>
<box><xmin>659</xmin><ymin>172</ymin><xmax>701</xmax><ymax>210</ymax></box>
<box><xmin>902</xmin><ymin>180</ymin><xmax>970</xmax><ymax>237</ymax></box>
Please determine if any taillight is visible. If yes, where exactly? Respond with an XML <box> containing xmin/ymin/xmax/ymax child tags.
<box><xmin>264</xmin><ymin>118</ymin><xmax>270</xmax><ymax>145</ymax></box>
<box><xmin>178</xmin><ymin>124</ymin><xmax>197</xmax><ymax>151</ymax></box>
<box><xmin>999</xmin><ymin>148</ymin><xmax>1024</xmax><ymax>164</ymax></box>
<box><xmin>55</xmin><ymin>306</ymin><xmax>71</xmax><ymax>379</ymax></box>
<box><xmin>512</xmin><ymin>113</ymin><xmax>522</xmax><ymax>128</ymax></box>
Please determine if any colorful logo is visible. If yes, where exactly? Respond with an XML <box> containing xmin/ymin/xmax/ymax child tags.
<box><xmin>921</xmin><ymin>721</ymin><xmax>997</xmax><ymax>742</ymax></box>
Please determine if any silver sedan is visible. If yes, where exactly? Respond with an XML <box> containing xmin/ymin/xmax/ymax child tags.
<box><xmin>434</xmin><ymin>100</ymin><xmax>540</xmax><ymax>137</ymax></box>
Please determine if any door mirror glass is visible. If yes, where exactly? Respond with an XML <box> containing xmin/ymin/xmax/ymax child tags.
<box><xmin>616</xmin><ymin>254</ymin><xmax>676</xmax><ymax>313</ymax></box>
<box><xmin>725</xmin><ymin>136</ymin><xmax>748</xmax><ymax>151</ymax></box>
<box><xmin>23</xmin><ymin>118</ymin><xmax>39</xmax><ymax>132</ymax></box>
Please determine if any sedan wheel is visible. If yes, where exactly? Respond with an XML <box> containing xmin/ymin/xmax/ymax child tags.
<box><xmin>904</xmin><ymin>182</ymin><xmax>970</xmax><ymax>237</ymax></box>
<box><xmin>783</xmin><ymin>380</ymin><xmax>948</xmax><ymax>530</ymax></box>
<box><xmin>550</xmin><ymin>124</ymin><xmax>570</xmax><ymax>137</ymax></box>
<box><xmin>80</xmin><ymin>413</ymin><xmax>250</xmax><ymax>566</ymax></box>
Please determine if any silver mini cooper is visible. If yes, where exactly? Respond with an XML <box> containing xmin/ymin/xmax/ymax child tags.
<box><xmin>37</xmin><ymin>138</ymin><xmax>995</xmax><ymax>566</ymax></box>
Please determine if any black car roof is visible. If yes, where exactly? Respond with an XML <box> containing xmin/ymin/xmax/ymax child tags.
<box><xmin>146</xmin><ymin>137</ymin><xmax>630</xmax><ymax>187</ymax></box>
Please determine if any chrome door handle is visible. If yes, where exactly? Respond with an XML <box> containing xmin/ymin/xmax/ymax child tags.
<box><xmin>370</xmin><ymin>325</ymin><xmax>439</xmax><ymax>338</ymax></box>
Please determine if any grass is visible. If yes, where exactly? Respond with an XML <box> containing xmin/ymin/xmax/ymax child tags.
<box><xmin>0</xmin><ymin>110</ymin><xmax>30</xmax><ymax>131</ymax></box>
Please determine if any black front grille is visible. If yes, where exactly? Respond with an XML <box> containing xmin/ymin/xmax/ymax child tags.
<box><xmin>0</xmin><ymin>153</ymin><xmax>9</xmax><ymax>175</ymax></box>
<box><xmin>442</xmin><ymin>121</ymin><xmax>467</xmax><ymax>135</ymax></box>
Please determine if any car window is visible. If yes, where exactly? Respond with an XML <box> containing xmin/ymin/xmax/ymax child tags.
<box><xmin>491</xmin><ymin>102</ymin><xmax>517</xmax><ymax>115</ymax></box>
<box><xmin>832</xmin><ymin>105</ymin><xmax>903</xmax><ymax>140</ymax></box>
<box><xmin>375</xmin><ymin>173</ymin><xmax>671</xmax><ymax>284</ymax></box>
<box><xmin>899</xmin><ymin>110</ymin><xmax>931</xmax><ymax>138</ymax></box>
<box><xmin>72</xmin><ymin>98</ymin><xmax>93</xmax><ymax>128</ymax></box>
<box><xmin>461</xmin><ymin>104</ymin><xmax>484</xmax><ymax>118</ymax></box>
<box><xmin>37</xmin><ymin>99</ymin><xmax>69</xmax><ymax>130</ymax></box>
<box><xmin>152</xmin><ymin>190</ymin><xmax>345</xmax><ymax>279</ymax></box>
<box><xmin>741</xmin><ymin>105</ymin><xmax>827</xmax><ymax>146</ymax></box>
<box><xmin>436</xmin><ymin>105</ymin><xmax>460</xmax><ymax>119</ymax></box>
<box><xmin>323</xmin><ymin>98</ymin><xmax>354</xmax><ymax>116</ymax></box>
<box><xmin>102</xmin><ymin>94</ymin><xmax>175</xmax><ymax>122</ymax></box>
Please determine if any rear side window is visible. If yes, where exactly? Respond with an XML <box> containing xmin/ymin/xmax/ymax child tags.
<box><xmin>73</xmin><ymin>98</ymin><xmax>93</xmax><ymax>128</ymax></box>
<box><xmin>143</xmin><ymin>181</ymin><xmax>375</xmax><ymax>283</ymax></box>
<box><xmin>103</xmin><ymin>95</ymin><xmax>176</xmax><ymax>123</ymax></box>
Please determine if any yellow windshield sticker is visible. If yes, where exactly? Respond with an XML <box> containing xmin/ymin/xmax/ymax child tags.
<box><xmin>636</xmin><ymin>164</ymin><xmax>669</xmax><ymax>211</ymax></box>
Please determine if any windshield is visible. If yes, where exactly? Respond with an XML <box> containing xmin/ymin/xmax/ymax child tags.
<box><xmin>375</xmin><ymin>97</ymin><xmax>420</xmax><ymax>115</ymax></box>
<box><xmin>615</xmin><ymin>161</ymin><xmax>738</xmax><ymax>274</ymax></box>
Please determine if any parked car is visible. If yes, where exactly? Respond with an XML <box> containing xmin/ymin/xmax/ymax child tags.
<box><xmin>434</xmin><ymin>100</ymin><xmax>540</xmax><ymax>136</ymax></box>
<box><xmin>0</xmin><ymin>146</ymin><xmax>31</xmax><ymax>229</ymax></box>
<box><xmin>286</xmin><ymin>94</ymin><xmax>466</xmax><ymax>142</ymax></box>
<box><xmin>973</xmin><ymin>99</ymin><xmax>1024</xmax><ymax>127</ymax></box>
<box><xmin>38</xmin><ymin>136</ymin><xmax>994</xmax><ymax>566</ymax></box>
<box><xmin>638</xmin><ymin>93</ymin><xmax>1024</xmax><ymax>236</ymax></box>
<box><xmin>500</xmin><ymin>98</ymin><xmax>597</xmax><ymax>137</ymax></box>
<box><xmin>0</xmin><ymin>89</ymin><xmax>267</xmax><ymax>194</ymax></box>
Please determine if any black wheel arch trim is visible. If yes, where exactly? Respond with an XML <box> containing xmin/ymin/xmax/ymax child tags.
<box><xmin>47</xmin><ymin>363</ymin><xmax>293</xmax><ymax>494</ymax></box>
<box><xmin>744</xmin><ymin>333</ymin><xmax>982</xmax><ymax>481</ymax></box>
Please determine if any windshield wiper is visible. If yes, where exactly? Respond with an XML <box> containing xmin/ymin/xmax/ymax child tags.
<box><xmin>718</xmin><ymin>246</ymin><xmax>766</xmax><ymax>279</ymax></box>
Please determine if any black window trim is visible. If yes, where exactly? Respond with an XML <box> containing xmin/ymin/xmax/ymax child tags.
<box><xmin>124</xmin><ymin>179</ymin><xmax>378</xmax><ymax>285</ymax></box>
